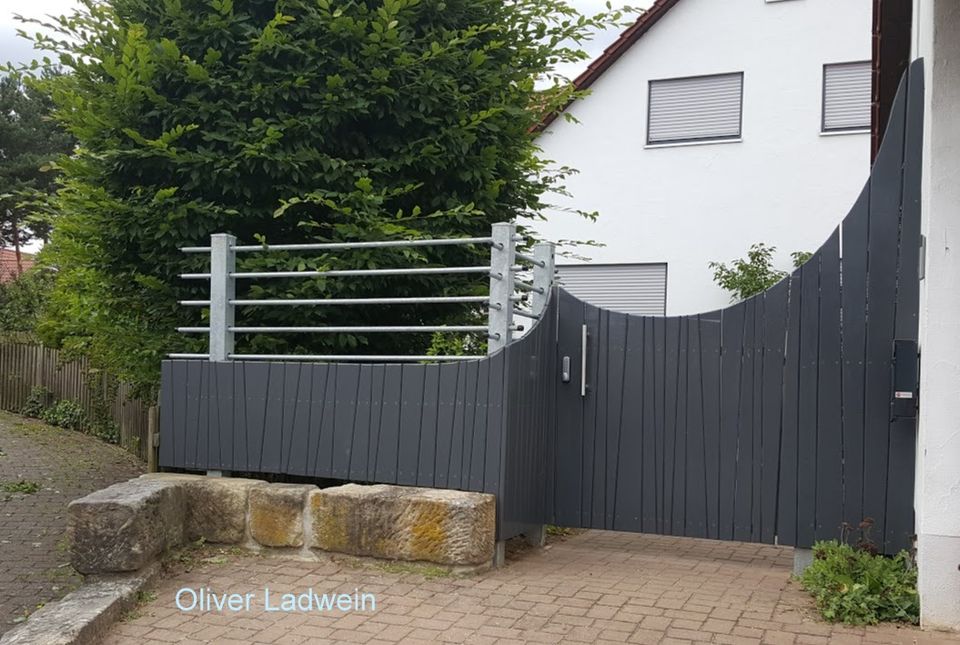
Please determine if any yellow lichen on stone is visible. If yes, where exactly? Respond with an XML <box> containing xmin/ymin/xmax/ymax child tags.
<box><xmin>248</xmin><ymin>483</ymin><xmax>313</xmax><ymax>548</ymax></box>
<box><xmin>307</xmin><ymin>483</ymin><xmax>495</xmax><ymax>566</ymax></box>
<box><xmin>309</xmin><ymin>492</ymin><xmax>352</xmax><ymax>553</ymax></box>
<box><xmin>408</xmin><ymin>501</ymin><xmax>449</xmax><ymax>561</ymax></box>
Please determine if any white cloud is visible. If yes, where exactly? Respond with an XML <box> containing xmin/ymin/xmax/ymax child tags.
<box><xmin>1</xmin><ymin>0</ymin><xmax>80</xmax><ymax>67</ymax></box>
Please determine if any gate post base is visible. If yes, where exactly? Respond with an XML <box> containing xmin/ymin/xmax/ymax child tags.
<box><xmin>793</xmin><ymin>548</ymin><xmax>814</xmax><ymax>576</ymax></box>
<box><xmin>492</xmin><ymin>541</ymin><xmax>505</xmax><ymax>568</ymax></box>
<box><xmin>524</xmin><ymin>525</ymin><xmax>546</xmax><ymax>548</ymax></box>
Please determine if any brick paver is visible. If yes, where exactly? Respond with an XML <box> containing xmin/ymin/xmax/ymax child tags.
<box><xmin>0</xmin><ymin>411</ymin><xmax>144</xmax><ymax>635</ymax></box>
<box><xmin>106</xmin><ymin>530</ymin><xmax>957</xmax><ymax>644</ymax></box>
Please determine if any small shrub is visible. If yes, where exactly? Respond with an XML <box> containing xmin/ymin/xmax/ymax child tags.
<box><xmin>800</xmin><ymin>540</ymin><xmax>919</xmax><ymax>625</ymax></box>
<box><xmin>1</xmin><ymin>480</ymin><xmax>41</xmax><ymax>494</ymax></box>
<box><xmin>21</xmin><ymin>385</ymin><xmax>52</xmax><ymax>418</ymax></box>
<box><xmin>89</xmin><ymin>417</ymin><xmax>120</xmax><ymax>445</ymax></box>
<box><xmin>21</xmin><ymin>386</ymin><xmax>120</xmax><ymax>442</ymax></box>
<box><xmin>39</xmin><ymin>400</ymin><xmax>88</xmax><ymax>432</ymax></box>
<box><xmin>86</xmin><ymin>370</ymin><xmax>120</xmax><ymax>444</ymax></box>
<box><xmin>710</xmin><ymin>243</ymin><xmax>812</xmax><ymax>302</ymax></box>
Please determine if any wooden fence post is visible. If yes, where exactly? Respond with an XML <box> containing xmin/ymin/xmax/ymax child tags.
<box><xmin>147</xmin><ymin>405</ymin><xmax>159</xmax><ymax>472</ymax></box>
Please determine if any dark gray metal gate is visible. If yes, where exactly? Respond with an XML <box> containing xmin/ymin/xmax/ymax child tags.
<box><xmin>160</xmin><ymin>61</ymin><xmax>923</xmax><ymax>554</ymax></box>
<box><xmin>547</xmin><ymin>59</ymin><xmax>924</xmax><ymax>555</ymax></box>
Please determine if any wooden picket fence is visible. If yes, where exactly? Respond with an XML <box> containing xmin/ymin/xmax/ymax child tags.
<box><xmin>0</xmin><ymin>340</ymin><xmax>153</xmax><ymax>461</ymax></box>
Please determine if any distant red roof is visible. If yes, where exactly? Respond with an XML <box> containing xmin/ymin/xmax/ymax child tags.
<box><xmin>536</xmin><ymin>0</ymin><xmax>681</xmax><ymax>131</ymax></box>
<box><xmin>0</xmin><ymin>249</ymin><xmax>35</xmax><ymax>283</ymax></box>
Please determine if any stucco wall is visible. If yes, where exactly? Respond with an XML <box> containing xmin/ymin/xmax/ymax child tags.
<box><xmin>914</xmin><ymin>0</ymin><xmax>960</xmax><ymax>632</ymax></box>
<box><xmin>531</xmin><ymin>0</ymin><xmax>871</xmax><ymax>315</ymax></box>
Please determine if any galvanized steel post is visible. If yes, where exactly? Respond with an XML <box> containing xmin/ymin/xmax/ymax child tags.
<box><xmin>530</xmin><ymin>242</ymin><xmax>555</xmax><ymax>316</ymax></box>
<box><xmin>209</xmin><ymin>233</ymin><xmax>236</xmax><ymax>362</ymax></box>
<box><xmin>488</xmin><ymin>223</ymin><xmax>516</xmax><ymax>354</ymax></box>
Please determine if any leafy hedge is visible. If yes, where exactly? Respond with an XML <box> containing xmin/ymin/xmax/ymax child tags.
<box><xmin>12</xmin><ymin>0</ymin><xmax>632</xmax><ymax>393</ymax></box>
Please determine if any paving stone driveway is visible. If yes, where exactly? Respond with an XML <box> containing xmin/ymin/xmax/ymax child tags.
<box><xmin>0</xmin><ymin>411</ymin><xmax>144</xmax><ymax>635</ymax></box>
<box><xmin>108</xmin><ymin>531</ymin><xmax>954</xmax><ymax>645</ymax></box>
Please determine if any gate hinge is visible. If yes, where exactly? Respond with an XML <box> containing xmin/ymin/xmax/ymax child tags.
<box><xmin>919</xmin><ymin>235</ymin><xmax>926</xmax><ymax>281</ymax></box>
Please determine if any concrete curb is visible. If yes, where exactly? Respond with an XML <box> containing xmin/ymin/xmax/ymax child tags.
<box><xmin>0</xmin><ymin>563</ymin><xmax>159</xmax><ymax>645</ymax></box>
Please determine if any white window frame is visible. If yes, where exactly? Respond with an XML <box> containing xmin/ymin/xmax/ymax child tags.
<box><xmin>646</xmin><ymin>72</ymin><xmax>744</xmax><ymax>147</ymax></box>
<box><xmin>821</xmin><ymin>61</ymin><xmax>872</xmax><ymax>134</ymax></box>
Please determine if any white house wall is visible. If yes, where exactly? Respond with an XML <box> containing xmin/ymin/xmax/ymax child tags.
<box><xmin>532</xmin><ymin>0</ymin><xmax>872</xmax><ymax>316</ymax></box>
<box><xmin>913</xmin><ymin>0</ymin><xmax>960</xmax><ymax>632</ymax></box>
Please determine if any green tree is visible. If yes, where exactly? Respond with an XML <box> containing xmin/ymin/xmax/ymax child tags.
<box><xmin>0</xmin><ymin>72</ymin><xmax>73</xmax><ymax>274</ymax></box>
<box><xmin>11</xmin><ymin>0</ymin><xmax>633</xmax><ymax>393</ymax></box>
<box><xmin>0</xmin><ymin>268</ymin><xmax>55</xmax><ymax>335</ymax></box>
<box><xmin>710</xmin><ymin>243</ymin><xmax>811</xmax><ymax>302</ymax></box>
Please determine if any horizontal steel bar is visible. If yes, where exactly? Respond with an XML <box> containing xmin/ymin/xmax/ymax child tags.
<box><xmin>182</xmin><ymin>237</ymin><xmax>496</xmax><ymax>253</ymax></box>
<box><xmin>236</xmin><ymin>266</ymin><xmax>492</xmax><ymax>279</ymax></box>
<box><xmin>514</xmin><ymin>281</ymin><xmax>545</xmax><ymax>294</ymax></box>
<box><xmin>229</xmin><ymin>354</ymin><xmax>482</xmax><ymax>362</ymax></box>
<box><xmin>231</xmin><ymin>296</ymin><xmax>490</xmax><ymax>306</ymax></box>
<box><xmin>513</xmin><ymin>308</ymin><xmax>540</xmax><ymax>319</ymax></box>
<box><xmin>168</xmin><ymin>353</ymin><xmax>210</xmax><ymax>359</ymax></box>
<box><xmin>180</xmin><ymin>324</ymin><xmax>514</xmax><ymax>334</ymax></box>
<box><xmin>183</xmin><ymin>295</ymin><xmax>518</xmax><ymax>307</ymax></box>
<box><xmin>515</xmin><ymin>251</ymin><xmax>546</xmax><ymax>268</ymax></box>
<box><xmin>230</xmin><ymin>325</ymin><xmax>488</xmax><ymax>333</ymax></box>
<box><xmin>184</xmin><ymin>266</ymin><xmax>517</xmax><ymax>279</ymax></box>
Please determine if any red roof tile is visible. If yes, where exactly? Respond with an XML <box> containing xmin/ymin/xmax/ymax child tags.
<box><xmin>0</xmin><ymin>249</ymin><xmax>36</xmax><ymax>283</ymax></box>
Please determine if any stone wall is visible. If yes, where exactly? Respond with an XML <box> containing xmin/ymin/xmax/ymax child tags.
<box><xmin>68</xmin><ymin>474</ymin><xmax>496</xmax><ymax>575</ymax></box>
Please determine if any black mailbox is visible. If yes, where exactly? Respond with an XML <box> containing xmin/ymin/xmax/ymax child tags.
<box><xmin>891</xmin><ymin>339</ymin><xmax>919</xmax><ymax>420</ymax></box>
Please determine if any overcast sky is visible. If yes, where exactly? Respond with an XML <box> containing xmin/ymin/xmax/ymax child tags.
<box><xmin>2</xmin><ymin>0</ymin><xmax>649</xmax><ymax>78</ymax></box>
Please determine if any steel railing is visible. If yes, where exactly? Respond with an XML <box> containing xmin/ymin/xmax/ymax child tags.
<box><xmin>172</xmin><ymin>222</ymin><xmax>555</xmax><ymax>362</ymax></box>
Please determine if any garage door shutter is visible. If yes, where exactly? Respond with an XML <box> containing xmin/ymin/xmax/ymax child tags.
<box><xmin>557</xmin><ymin>264</ymin><xmax>667</xmax><ymax>316</ymax></box>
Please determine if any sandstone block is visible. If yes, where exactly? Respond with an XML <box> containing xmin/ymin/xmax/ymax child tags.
<box><xmin>249</xmin><ymin>483</ymin><xmax>315</xmax><ymax>547</ymax></box>
<box><xmin>69</xmin><ymin>479</ymin><xmax>186</xmax><ymax>574</ymax></box>
<box><xmin>309</xmin><ymin>484</ymin><xmax>495</xmax><ymax>566</ymax></box>
<box><xmin>141</xmin><ymin>473</ymin><xmax>264</xmax><ymax>544</ymax></box>
<box><xmin>309</xmin><ymin>484</ymin><xmax>396</xmax><ymax>555</ymax></box>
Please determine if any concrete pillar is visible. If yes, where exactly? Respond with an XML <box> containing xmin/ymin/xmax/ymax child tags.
<box><xmin>913</xmin><ymin>0</ymin><xmax>960</xmax><ymax>632</ymax></box>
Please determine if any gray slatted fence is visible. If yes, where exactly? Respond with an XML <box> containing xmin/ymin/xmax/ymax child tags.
<box><xmin>160</xmin><ymin>289</ymin><xmax>557</xmax><ymax>541</ymax></box>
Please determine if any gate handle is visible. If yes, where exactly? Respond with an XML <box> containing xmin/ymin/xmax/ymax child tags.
<box><xmin>581</xmin><ymin>324</ymin><xmax>587</xmax><ymax>397</ymax></box>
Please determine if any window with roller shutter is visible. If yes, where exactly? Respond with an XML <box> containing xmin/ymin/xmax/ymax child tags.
<box><xmin>556</xmin><ymin>264</ymin><xmax>667</xmax><ymax>316</ymax></box>
<box><xmin>822</xmin><ymin>61</ymin><xmax>872</xmax><ymax>132</ymax></box>
<box><xmin>646</xmin><ymin>72</ymin><xmax>744</xmax><ymax>145</ymax></box>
